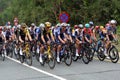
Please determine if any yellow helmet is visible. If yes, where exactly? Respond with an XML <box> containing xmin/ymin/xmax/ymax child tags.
<box><xmin>100</xmin><ymin>26</ymin><xmax>104</xmax><ymax>30</ymax></box>
<box><xmin>45</xmin><ymin>22</ymin><xmax>51</xmax><ymax>27</ymax></box>
<box><xmin>21</xmin><ymin>23</ymin><xmax>27</xmax><ymax>28</ymax></box>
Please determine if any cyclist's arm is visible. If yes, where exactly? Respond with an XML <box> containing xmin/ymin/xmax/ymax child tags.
<box><xmin>26</xmin><ymin>30</ymin><xmax>32</xmax><ymax>41</ymax></box>
<box><xmin>50</xmin><ymin>32</ymin><xmax>55</xmax><ymax>42</ymax></box>
<box><xmin>58</xmin><ymin>35</ymin><xmax>65</xmax><ymax>44</ymax></box>
<box><xmin>19</xmin><ymin>36</ymin><xmax>24</xmax><ymax>43</ymax></box>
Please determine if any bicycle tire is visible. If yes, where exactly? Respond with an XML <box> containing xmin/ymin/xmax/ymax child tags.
<box><xmin>64</xmin><ymin>49</ymin><xmax>72</xmax><ymax>66</ymax></box>
<box><xmin>108</xmin><ymin>45</ymin><xmax>119</xmax><ymax>63</ymax></box>
<box><xmin>20</xmin><ymin>55</ymin><xmax>24</xmax><ymax>63</ymax></box>
<box><xmin>82</xmin><ymin>51</ymin><xmax>89</xmax><ymax>64</ymax></box>
<box><xmin>97</xmin><ymin>46</ymin><xmax>106</xmax><ymax>61</ymax></box>
<box><xmin>48</xmin><ymin>55</ymin><xmax>56</xmax><ymax>69</ymax></box>
<box><xmin>26</xmin><ymin>52</ymin><xmax>32</xmax><ymax>66</ymax></box>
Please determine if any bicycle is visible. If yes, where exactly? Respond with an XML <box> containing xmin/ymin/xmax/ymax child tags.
<box><xmin>39</xmin><ymin>42</ymin><xmax>56</xmax><ymax>69</ymax></box>
<box><xmin>19</xmin><ymin>41</ymin><xmax>32</xmax><ymax>66</ymax></box>
<box><xmin>96</xmin><ymin>39</ymin><xmax>119</xmax><ymax>63</ymax></box>
<box><xmin>0</xmin><ymin>43</ymin><xmax>5</xmax><ymax>61</ymax></box>
<box><xmin>6</xmin><ymin>41</ymin><xmax>14</xmax><ymax>58</ymax></box>
<box><xmin>56</xmin><ymin>40</ymin><xmax>72</xmax><ymax>66</ymax></box>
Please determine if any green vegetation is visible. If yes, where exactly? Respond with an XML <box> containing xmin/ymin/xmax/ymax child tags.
<box><xmin>0</xmin><ymin>0</ymin><xmax>120</xmax><ymax>26</ymax></box>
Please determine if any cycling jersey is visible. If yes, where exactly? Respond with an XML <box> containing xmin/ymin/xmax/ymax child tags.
<box><xmin>57</xmin><ymin>27</ymin><xmax>66</xmax><ymax>43</ymax></box>
<box><xmin>5</xmin><ymin>30</ymin><xmax>12</xmax><ymax>40</ymax></box>
<box><xmin>75</xmin><ymin>29</ymin><xmax>83</xmax><ymax>41</ymax></box>
<box><xmin>41</xmin><ymin>28</ymin><xmax>52</xmax><ymax>44</ymax></box>
<box><xmin>19</xmin><ymin>29</ymin><xmax>26</xmax><ymax>41</ymax></box>
<box><xmin>29</xmin><ymin>29</ymin><xmax>35</xmax><ymax>39</ymax></box>
<box><xmin>83</xmin><ymin>28</ymin><xmax>92</xmax><ymax>42</ymax></box>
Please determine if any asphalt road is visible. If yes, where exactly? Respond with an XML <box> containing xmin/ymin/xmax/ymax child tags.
<box><xmin>0</xmin><ymin>55</ymin><xmax>120</xmax><ymax>80</ymax></box>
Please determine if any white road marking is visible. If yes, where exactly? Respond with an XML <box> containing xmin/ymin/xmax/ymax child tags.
<box><xmin>6</xmin><ymin>56</ymin><xmax>67</xmax><ymax>80</ymax></box>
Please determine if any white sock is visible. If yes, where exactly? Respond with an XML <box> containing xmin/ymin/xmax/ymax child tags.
<box><xmin>20</xmin><ymin>48</ymin><xmax>23</xmax><ymax>55</ymax></box>
<box><xmin>37</xmin><ymin>47</ymin><xmax>39</xmax><ymax>53</ymax></box>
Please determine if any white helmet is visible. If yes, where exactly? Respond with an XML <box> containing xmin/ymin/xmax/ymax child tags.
<box><xmin>39</xmin><ymin>23</ymin><xmax>45</xmax><ymax>28</ymax></box>
<box><xmin>56</xmin><ymin>23</ymin><xmax>61</xmax><ymax>27</ymax></box>
<box><xmin>110</xmin><ymin>20</ymin><xmax>117</xmax><ymax>24</ymax></box>
<box><xmin>17</xmin><ymin>24</ymin><xmax>21</xmax><ymax>29</ymax></box>
<box><xmin>61</xmin><ymin>22</ymin><xmax>67</xmax><ymax>27</ymax></box>
<box><xmin>67</xmin><ymin>23</ymin><xmax>70</xmax><ymax>27</ymax></box>
<box><xmin>78</xmin><ymin>24</ymin><xmax>83</xmax><ymax>28</ymax></box>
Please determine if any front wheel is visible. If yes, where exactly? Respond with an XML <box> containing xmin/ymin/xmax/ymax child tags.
<box><xmin>26</xmin><ymin>52</ymin><xmax>32</xmax><ymax>66</ymax></box>
<box><xmin>109</xmin><ymin>46</ymin><xmax>119</xmax><ymax>63</ymax></box>
<box><xmin>48</xmin><ymin>55</ymin><xmax>56</xmax><ymax>69</ymax></box>
<box><xmin>20</xmin><ymin>55</ymin><xmax>24</xmax><ymax>63</ymax></box>
<box><xmin>82</xmin><ymin>51</ymin><xmax>89</xmax><ymax>64</ymax></box>
<box><xmin>64</xmin><ymin>50</ymin><xmax>72</xmax><ymax>66</ymax></box>
<box><xmin>97</xmin><ymin>46</ymin><xmax>106</xmax><ymax>61</ymax></box>
<box><xmin>1</xmin><ymin>50</ymin><xmax>5</xmax><ymax>61</ymax></box>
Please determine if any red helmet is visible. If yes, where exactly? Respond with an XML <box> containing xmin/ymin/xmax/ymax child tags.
<box><xmin>95</xmin><ymin>26</ymin><xmax>99</xmax><ymax>30</ymax></box>
<box><xmin>0</xmin><ymin>26</ymin><xmax>2</xmax><ymax>31</ymax></box>
<box><xmin>74</xmin><ymin>25</ymin><xmax>78</xmax><ymax>29</ymax></box>
<box><xmin>105</xmin><ymin>23</ymin><xmax>110</xmax><ymax>27</ymax></box>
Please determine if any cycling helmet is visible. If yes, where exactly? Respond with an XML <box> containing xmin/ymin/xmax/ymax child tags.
<box><xmin>61</xmin><ymin>22</ymin><xmax>67</xmax><ymax>27</ymax></box>
<box><xmin>100</xmin><ymin>26</ymin><xmax>104</xmax><ymax>30</ymax></box>
<box><xmin>31</xmin><ymin>23</ymin><xmax>35</xmax><ymax>27</ymax></box>
<box><xmin>74</xmin><ymin>25</ymin><xmax>78</xmax><ymax>29</ymax></box>
<box><xmin>95</xmin><ymin>26</ymin><xmax>99</xmax><ymax>30</ymax></box>
<box><xmin>89</xmin><ymin>21</ymin><xmax>94</xmax><ymax>26</ymax></box>
<box><xmin>67</xmin><ymin>23</ymin><xmax>70</xmax><ymax>27</ymax></box>
<box><xmin>0</xmin><ymin>26</ymin><xmax>2</xmax><ymax>31</ymax></box>
<box><xmin>105</xmin><ymin>23</ymin><xmax>110</xmax><ymax>27</ymax></box>
<box><xmin>56</xmin><ymin>23</ymin><xmax>61</xmax><ymax>27</ymax></box>
<box><xmin>110</xmin><ymin>20</ymin><xmax>117</xmax><ymax>24</ymax></box>
<box><xmin>17</xmin><ymin>24</ymin><xmax>21</xmax><ymax>29</ymax></box>
<box><xmin>78</xmin><ymin>24</ymin><xmax>83</xmax><ymax>28</ymax></box>
<box><xmin>85</xmin><ymin>23</ymin><xmax>90</xmax><ymax>28</ymax></box>
<box><xmin>39</xmin><ymin>23</ymin><xmax>45</xmax><ymax>28</ymax></box>
<box><xmin>45</xmin><ymin>22</ymin><xmax>51</xmax><ymax>27</ymax></box>
<box><xmin>21</xmin><ymin>23</ymin><xmax>27</xmax><ymax>28</ymax></box>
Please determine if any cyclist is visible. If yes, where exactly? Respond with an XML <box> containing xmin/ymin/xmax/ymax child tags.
<box><xmin>19</xmin><ymin>23</ymin><xmax>32</xmax><ymax>55</ymax></box>
<box><xmin>99</xmin><ymin>26</ymin><xmax>110</xmax><ymax>57</ymax></box>
<box><xmin>0</xmin><ymin>27</ymin><xmax>6</xmax><ymax>54</ymax></box>
<box><xmin>39</xmin><ymin>22</ymin><xmax>55</xmax><ymax>63</ymax></box>
<box><xmin>75</xmin><ymin>24</ymin><xmax>84</xmax><ymax>56</ymax></box>
<box><xmin>56</xmin><ymin>22</ymin><xmax>68</xmax><ymax>62</ymax></box>
<box><xmin>83</xmin><ymin>23</ymin><xmax>92</xmax><ymax>44</ymax></box>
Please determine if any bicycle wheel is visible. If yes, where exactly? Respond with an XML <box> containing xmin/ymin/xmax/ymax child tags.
<box><xmin>20</xmin><ymin>55</ymin><xmax>24</xmax><ymax>63</ymax></box>
<box><xmin>109</xmin><ymin>45</ymin><xmax>119</xmax><ymax>63</ymax></box>
<box><xmin>97</xmin><ymin>46</ymin><xmax>106</xmax><ymax>61</ymax></box>
<box><xmin>9</xmin><ymin>47</ymin><xmax>14</xmax><ymax>58</ymax></box>
<box><xmin>1</xmin><ymin>49</ymin><xmax>5</xmax><ymax>61</ymax></box>
<box><xmin>26</xmin><ymin>52</ymin><xmax>32</xmax><ymax>66</ymax></box>
<box><xmin>48</xmin><ymin>54</ymin><xmax>56</xmax><ymax>69</ymax></box>
<box><xmin>35</xmin><ymin>52</ymin><xmax>39</xmax><ymax>62</ymax></box>
<box><xmin>82</xmin><ymin>50</ymin><xmax>89</xmax><ymax>64</ymax></box>
<box><xmin>88</xmin><ymin>47</ymin><xmax>95</xmax><ymax>61</ymax></box>
<box><xmin>71</xmin><ymin>46</ymin><xmax>79</xmax><ymax>61</ymax></box>
<box><xmin>64</xmin><ymin>49</ymin><xmax>72</xmax><ymax>66</ymax></box>
<box><xmin>14</xmin><ymin>48</ymin><xmax>20</xmax><ymax>60</ymax></box>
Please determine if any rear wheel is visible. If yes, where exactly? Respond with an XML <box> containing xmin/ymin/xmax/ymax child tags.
<box><xmin>1</xmin><ymin>50</ymin><xmax>5</xmax><ymax>61</ymax></box>
<box><xmin>48</xmin><ymin>55</ymin><xmax>55</xmax><ymax>69</ymax></box>
<box><xmin>64</xmin><ymin>49</ymin><xmax>72</xmax><ymax>66</ymax></box>
<box><xmin>109</xmin><ymin>45</ymin><xmax>119</xmax><ymax>63</ymax></box>
<box><xmin>82</xmin><ymin>51</ymin><xmax>89</xmax><ymax>64</ymax></box>
<box><xmin>26</xmin><ymin>52</ymin><xmax>32</xmax><ymax>66</ymax></box>
<box><xmin>20</xmin><ymin>55</ymin><xmax>24</xmax><ymax>63</ymax></box>
<box><xmin>97</xmin><ymin>46</ymin><xmax>106</xmax><ymax>61</ymax></box>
